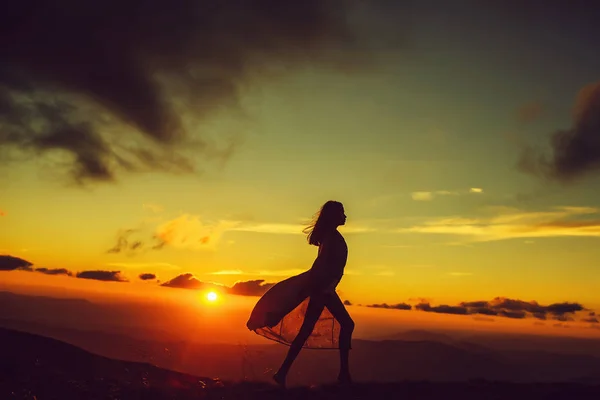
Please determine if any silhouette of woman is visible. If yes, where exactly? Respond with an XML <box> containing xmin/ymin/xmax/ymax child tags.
<box><xmin>269</xmin><ymin>200</ymin><xmax>355</xmax><ymax>387</ymax></box>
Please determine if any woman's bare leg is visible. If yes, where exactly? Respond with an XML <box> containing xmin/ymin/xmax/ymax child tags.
<box><xmin>273</xmin><ymin>295</ymin><xmax>326</xmax><ymax>387</ymax></box>
<box><xmin>324</xmin><ymin>293</ymin><xmax>355</xmax><ymax>383</ymax></box>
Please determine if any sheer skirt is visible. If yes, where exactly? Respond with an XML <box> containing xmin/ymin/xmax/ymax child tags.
<box><xmin>246</xmin><ymin>270</ymin><xmax>342</xmax><ymax>349</ymax></box>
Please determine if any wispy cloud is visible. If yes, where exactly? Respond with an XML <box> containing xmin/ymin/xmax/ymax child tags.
<box><xmin>411</xmin><ymin>191</ymin><xmax>434</xmax><ymax>201</ymax></box>
<box><xmin>231</xmin><ymin>222</ymin><xmax>375</xmax><ymax>235</ymax></box>
<box><xmin>106</xmin><ymin>262</ymin><xmax>180</xmax><ymax>270</ymax></box>
<box><xmin>209</xmin><ymin>269</ymin><xmax>245</xmax><ymax>275</ymax></box>
<box><xmin>107</xmin><ymin>213</ymin><xmax>379</xmax><ymax>256</ymax></box>
<box><xmin>411</xmin><ymin>188</ymin><xmax>482</xmax><ymax>201</ymax></box>
<box><xmin>209</xmin><ymin>268</ymin><xmax>362</xmax><ymax>277</ymax></box>
<box><xmin>397</xmin><ymin>206</ymin><xmax>600</xmax><ymax>242</ymax></box>
<box><xmin>154</xmin><ymin>215</ymin><xmax>238</xmax><ymax>251</ymax></box>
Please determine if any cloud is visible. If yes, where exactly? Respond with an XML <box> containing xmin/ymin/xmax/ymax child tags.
<box><xmin>76</xmin><ymin>270</ymin><xmax>128</xmax><ymax>282</ymax></box>
<box><xmin>229</xmin><ymin>280</ymin><xmax>274</xmax><ymax>296</ymax></box>
<box><xmin>209</xmin><ymin>268</ymin><xmax>363</xmax><ymax>277</ymax></box>
<box><xmin>518</xmin><ymin>81</ymin><xmax>600</xmax><ymax>184</ymax></box>
<box><xmin>415</xmin><ymin>303</ymin><xmax>468</xmax><ymax>315</ymax></box>
<box><xmin>516</xmin><ymin>101</ymin><xmax>544</xmax><ymax>124</ymax></box>
<box><xmin>106</xmin><ymin>215</ymin><xmax>237</xmax><ymax>254</ymax></box>
<box><xmin>154</xmin><ymin>215</ymin><xmax>238</xmax><ymax>250</ymax></box>
<box><xmin>209</xmin><ymin>269</ymin><xmax>244</xmax><ymax>275</ymax></box>
<box><xmin>366</xmin><ymin>302</ymin><xmax>411</xmax><ymax>310</ymax></box>
<box><xmin>108</xmin><ymin>213</ymin><xmax>380</xmax><ymax>257</ymax></box>
<box><xmin>410</xmin><ymin>189</ymin><xmax>481</xmax><ymax>201</ymax></box>
<box><xmin>380</xmin><ymin>297</ymin><xmax>592</xmax><ymax>321</ymax></box>
<box><xmin>161</xmin><ymin>273</ymin><xmax>274</xmax><ymax>296</ymax></box>
<box><xmin>344</xmin><ymin>300</ymin><xmax>352</xmax><ymax>306</ymax></box>
<box><xmin>0</xmin><ymin>255</ymin><xmax>33</xmax><ymax>271</ymax></box>
<box><xmin>35</xmin><ymin>267</ymin><xmax>73</xmax><ymax>277</ymax></box>
<box><xmin>582</xmin><ymin>317</ymin><xmax>599</xmax><ymax>323</ymax></box>
<box><xmin>411</xmin><ymin>192</ymin><xmax>434</xmax><ymax>201</ymax></box>
<box><xmin>0</xmin><ymin>0</ymin><xmax>395</xmax><ymax>186</ymax></box>
<box><xmin>161</xmin><ymin>273</ymin><xmax>224</xmax><ymax>291</ymax></box>
<box><xmin>399</xmin><ymin>205</ymin><xmax>600</xmax><ymax>242</ymax></box>
<box><xmin>139</xmin><ymin>273</ymin><xmax>157</xmax><ymax>281</ymax></box>
<box><xmin>463</xmin><ymin>298</ymin><xmax>584</xmax><ymax>320</ymax></box>
<box><xmin>0</xmin><ymin>210</ymin><xmax>5</xmax><ymax>216</ymax></box>
<box><xmin>448</xmin><ymin>272</ymin><xmax>473</xmax><ymax>276</ymax></box>
<box><xmin>106</xmin><ymin>229</ymin><xmax>148</xmax><ymax>255</ymax></box>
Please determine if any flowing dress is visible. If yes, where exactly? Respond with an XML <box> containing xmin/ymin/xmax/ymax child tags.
<box><xmin>246</xmin><ymin>231</ymin><xmax>347</xmax><ymax>349</ymax></box>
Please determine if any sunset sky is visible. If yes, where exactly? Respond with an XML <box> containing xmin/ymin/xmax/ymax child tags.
<box><xmin>1</xmin><ymin>1</ymin><xmax>600</xmax><ymax>334</ymax></box>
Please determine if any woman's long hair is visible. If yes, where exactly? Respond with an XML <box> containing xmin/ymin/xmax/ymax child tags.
<box><xmin>302</xmin><ymin>200</ymin><xmax>343</xmax><ymax>246</ymax></box>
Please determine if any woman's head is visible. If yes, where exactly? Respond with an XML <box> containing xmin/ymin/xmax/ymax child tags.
<box><xmin>303</xmin><ymin>200</ymin><xmax>346</xmax><ymax>246</ymax></box>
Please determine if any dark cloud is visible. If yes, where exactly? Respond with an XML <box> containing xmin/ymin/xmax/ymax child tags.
<box><xmin>161</xmin><ymin>273</ymin><xmax>274</xmax><ymax>297</ymax></box>
<box><xmin>35</xmin><ymin>267</ymin><xmax>73</xmax><ymax>277</ymax></box>
<box><xmin>229</xmin><ymin>279</ymin><xmax>273</xmax><ymax>296</ymax></box>
<box><xmin>518</xmin><ymin>81</ymin><xmax>600</xmax><ymax>184</ymax></box>
<box><xmin>406</xmin><ymin>297</ymin><xmax>589</xmax><ymax>321</ymax></box>
<box><xmin>139</xmin><ymin>273</ymin><xmax>157</xmax><ymax>281</ymax></box>
<box><xmin>516</xmin><ymin>101</ymin><xmax>544</xmax><ymax>124</ymax></box>
<box><xmin>545</xmin><ymin>302</ymin><xmax>584</xmax><ymax>315</ymax></box>
<box><xmin>498</xmin><ymin>310</ymin><xmax>527</xmax><ymax>319</ymax></box>
<box><xmin>0</xmin><ymin>255</ymin><xmax>33</xmax><ymax>271</ymax></box>
<box><xmin>0</xmin><ymin>0</ymin><xmax>394</xmax><ymax>186</ymax></box>
<box><xmin>367</xmin><ymin>302</ymin><xmax>411</xmax><ymax>310</ymax></box>
<box><xmin>532</xmin><ymin>312</ymin><xmax>547</xmax><ymax>320</ymax></box>
<box><xmin>581</xmin><ymin>317</ymin><xmax>599</xmax><ymax>323</ymax></box>
<box><xmin>485</xmin><ymin>297</ymin><xmax>547</xmax><ymax>314</ymax></box>
<box><xmin>76</xmin><ymin>270</ymin><xmax>128</xmax><ymax>282</ymax></box>
<box><xmin>343</xmin><ymin>300</ymin><xmax>352</xmax><ymax>306</ymax></box>
<box><xmin>553</xmin><ymin>314</ymin><xmax>574</xmax><ymax>322</ymax></box>
<box><xmin>415</xmin><ymin>303</ymin><xmax>468</xmax><ymax>315</ymax></box>
<box><xmin>106</xmin><ymin>229</ymin><xmax>166</xmax><ymax>255</ymax></box>
<box><xmin>161</xmin><ymin>273</ymin><xmax>227</xmax><ymax>292</ymax></box>
<box><xmin>472</xmin><ymin>307</ymin><xmax>498</xmax><ymax>316</ymax></box>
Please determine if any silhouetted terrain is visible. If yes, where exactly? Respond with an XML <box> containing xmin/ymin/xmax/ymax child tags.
<box><xmin>2</xmin><ymin>327</ymin><xmax>600</xmax><ymax>399</ymax></box>
<box><xmin>3</xmin><ymin>291</ymin><xmax>600</xmax><ymax>388</ymax></box>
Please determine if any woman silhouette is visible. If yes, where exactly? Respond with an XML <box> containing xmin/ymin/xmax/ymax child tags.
<box><xmin>270</xmin><ymin>200</ymin><xmax>355</xmax><ymax>387</ymax></box>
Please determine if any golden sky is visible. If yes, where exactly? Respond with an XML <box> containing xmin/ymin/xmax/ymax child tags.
<box><xmin>1</xmin><ymin>1</ymin><xmax>600</xmax><ymax>336</ymax></box>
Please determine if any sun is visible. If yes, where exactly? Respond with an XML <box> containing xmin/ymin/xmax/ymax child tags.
<box><xmin>206</xmin><ymin>291</ymin><xmax>218</xmax><ymax>302</ymax></box>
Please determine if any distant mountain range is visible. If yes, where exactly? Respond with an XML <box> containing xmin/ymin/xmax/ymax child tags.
<box><xmin>2</xmin><ymin>327</ymin><xmax>600</xmax><ymax>400</ymax></box>
<box><xmin>2</xmin><ymin>290</ymin><xmax>600</xmax><ymax>387</ymax></box>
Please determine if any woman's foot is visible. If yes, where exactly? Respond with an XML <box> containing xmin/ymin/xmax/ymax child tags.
<box><xmin>272</xmin><ymin>371</ymin><xmax>287</xmax><ymax>388</ymax></box>
<box><xmin>337</xmin><ymin>373</ymin><xmax>353</xmax><ymax>386</ymax></box>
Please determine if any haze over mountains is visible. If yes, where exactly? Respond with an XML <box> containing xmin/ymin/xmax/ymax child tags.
<box><xmin>2</xmin><ymin>290</ymin><xmax>600</xmax><ymax>388</ymax></box>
